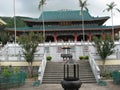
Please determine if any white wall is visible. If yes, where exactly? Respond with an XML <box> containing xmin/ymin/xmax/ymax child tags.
<box><xmin>0</xmin><ymin>41</ymin><xmax>120</xmax><ymax>61</ymax></box>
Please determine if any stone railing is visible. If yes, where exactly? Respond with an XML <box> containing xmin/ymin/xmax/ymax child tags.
<box><xmin>38</xmin><ymin>54</ymin><xmax>47</xmax><ymax>83</ymax></box>
<box><xmin>88</xmin><ymin>52</ymin><xmax>101</xmax><ymax>83</ymax></box>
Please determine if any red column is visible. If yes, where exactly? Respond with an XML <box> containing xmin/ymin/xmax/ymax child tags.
<box><xmin>54</xmin><ymin>33</ymin><xmax>57</xmax><ymax>42</ymax></box>
<box><xmin>102</xmin><ymin>33</ymin><xmax>105</xmax><ymax>40</ymax></box>
<box><xmin>74</xmin><ymin>34</ymin><xmax>77</xmax><ymax>42</ymax></box>
<box><xmin>88</xmin><ymin>33</ymin><xmax>92</xmax><ymax>41</ymax></box>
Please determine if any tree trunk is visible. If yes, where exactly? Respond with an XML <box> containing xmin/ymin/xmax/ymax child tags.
<box><xmin>102</xmin><ymin>60</ymin><xmax>106</xmax><ymax>73</ymax></box>
<box><xmin>28</xmin><ymin>63</ymin><xmax>33</xmax><ymax>78</ymax></box>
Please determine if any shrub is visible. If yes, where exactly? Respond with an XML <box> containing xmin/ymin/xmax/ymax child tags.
<box><xmin>84</xmin><ymin>56</ymin><xmax>89</xmax><ymax>59</ymax></box>
<box><xmin>101</xmin><ymin>71</ymin><xmax>112</xmax><ymax>79</ymax></box>
<box><xmin>46</xmin><ymin>56</ymin><xmax>52</xmax><ymax>61</ymax></box>
<box><xmin>2</xmin><ymin>66</ymin><xmax>11</xmax><ymax>77</ymax></box>
<box><xmin>79</xmin><ymin>56</ymin><xmax>89</xmax><ymax>60</ymax></box>
<box><xmin>79</xmin><ymin>56</ymin><xmax>84</xmax><ymax>60</ymax></box>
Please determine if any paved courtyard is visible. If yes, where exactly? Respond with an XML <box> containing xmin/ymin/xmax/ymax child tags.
<box><xmin>9</xmin><ymin>80</ymin><xmax>120</xmax><ymax>90</ymax></box>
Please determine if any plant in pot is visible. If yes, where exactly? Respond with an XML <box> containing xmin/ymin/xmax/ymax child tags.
<box><xmin>79</xmin><ymin>56</ymin><xmax>84</xmax><ymax>60</ymax></box>
<box><xmin>84</xmin><ymin>56</ymin><xmax>89</xmax><ymax>60</ymax></box>
<box><xmin>46</xmin><ymin>56</ymin><xmax>52</xmax><ymax>61</ymax></box>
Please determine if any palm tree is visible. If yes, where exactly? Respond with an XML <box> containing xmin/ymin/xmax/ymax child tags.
<box><xmin>38</xmin><ymin>0</ymin><xmax>46</xmax><ymax>53</ymax></box>
<box><xmin>79</xmin><ymin>0</ymin><xmax>88</xmax><ymax>41</ymax></box>
<box><xmin>103</xmin><ymin>2</ymin><xmax>120</xmax><ymax>41</ymax></box>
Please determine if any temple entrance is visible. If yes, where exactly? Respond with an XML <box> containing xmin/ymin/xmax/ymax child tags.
<box><xmin>57</xmin><ymin>35</ymin><xmax>74</xmax><ymax>42</ymax></box>
<box><xmin>78</xmin><ymin>35</ymin><xmax>88</xmax><ymax>41</ymax></box>
<box><xmin>46</xmin><ymin>36</ymin><xmax>54</xmax><ymax>42</ymax></box>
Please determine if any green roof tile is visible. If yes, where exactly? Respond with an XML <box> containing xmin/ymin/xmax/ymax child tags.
<box><xmin>38</xmin><ymin>10</ymin><xmax>96</xmax><ymax>21</ymax></box>
<box><xmin>23</xmin><ymin>10</ymin><xmax>109</xmax><ymax>23</ymax></box>
<box><xmin>6</xmin><ymin>25</ymin><xmax>112</xmax><ymax>31</ymax></box>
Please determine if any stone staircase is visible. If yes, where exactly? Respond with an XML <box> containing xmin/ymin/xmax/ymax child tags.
<box><xmin>42</xmin><ymin>61</ymin><xmax>96</xmax><ymax>84</ymax></box>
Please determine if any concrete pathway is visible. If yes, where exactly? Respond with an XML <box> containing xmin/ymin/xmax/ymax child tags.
<box><xmin>9</xmin><ymin>80</ymin><xmax>120</xmax><ymax>90</ymax></box>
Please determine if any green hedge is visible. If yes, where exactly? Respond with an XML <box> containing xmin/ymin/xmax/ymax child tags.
<box><xmin>46</xmin><ymin>56</ymin><xmax>52</xmax><ymax>61</ymax></box>
<box><xmin>0</xmin><ymin>66</ymin><xmax>26</xmax><ymax>89</ymax></box>
<box><xmin>79</xmin><ymin>56</ymin><xmax>89</xmax><ymax>60</ymax></box>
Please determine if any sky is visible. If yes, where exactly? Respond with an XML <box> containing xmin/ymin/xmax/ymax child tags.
<box><xmin>0</xmin><ymin>0</ymin><xmax>120</xmax><ymax>25</ymax></box>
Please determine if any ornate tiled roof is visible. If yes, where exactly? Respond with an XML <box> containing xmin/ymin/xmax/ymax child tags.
<box><xmin>23</xmin><ymin>10</ymin><xmax>109</xmax><ymax>22</ymax></box>
<box><xmin>39</xmin><ymin>10</ymin><xmax>94</xmax><ymax>21</ymax></box>
<box><xmin>6</xmin><ymin>24</ymin><xmax>114</xmax><ymax>32</ymax></box>
<box><xmin>6</xmin><ymin>10</ymin><xmax>116</xmax><ymax>32</ymax></box>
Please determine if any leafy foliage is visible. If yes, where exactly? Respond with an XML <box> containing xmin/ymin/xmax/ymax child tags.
<box><xmin>0</xmin><ymin>16</ymin><xmax>31</xmax><ymax>28</ymax></box>
<box><xmin>18</xmin><ymin>32</ymin><xmax>43</xmax><ymax>77</ymax></box>
<box><xmin>93</xmin><ymin>35</ymin><xmax>115</xmax><ymax>64</ymax></box>
<box><xmin>79</xmin><ymin>0</ymin><xmax>88</xmax><ymax>12</ymax></box>
<box><xmin>38</xmin><ymin>0</ymin><xmax>46</xmax><ymax>10</ymax></box>
<box><xmin>18</xmin><ymin>32</ymin><xmax>42</xmax><ymax>65</ymax></box>
<box><xmin>46</xmin><ymin>56</ymin><xmax>52</xmax><ymax>61</ymax></box>
<box><xmin>0</xmin><ymin>31</ymin><xmax>9</xmax><ymax>46</ymax></box>
<box><xmin>93</xmin><ymin>35</ymin><xmax>115</xmax><ymax>72</ymax></box>
<box><xmin>0</xmin><ymin>26</ymin><xmax>9</xmax><ymax>46</ymax></box>
<box><xmin>2</xmin><ymin>66</ymin><xmax>11</xmax><ymax>77</ymax></box>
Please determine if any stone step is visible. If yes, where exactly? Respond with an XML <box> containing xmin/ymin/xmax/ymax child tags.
<box><xmin>42</xmin><ymin>78</ymin><xmax>96</xmax><ymax>84</ymax></box>
<box><xmin>42</xmin><ymin>61</ymin><xmax>96</xmax><ymax>84</ymax></box>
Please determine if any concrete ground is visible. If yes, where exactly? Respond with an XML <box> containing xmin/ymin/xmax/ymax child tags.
<box><xmin>9</xmin><ymin>80</ymin><xmax>120</xmax><ymax>90</ymax></box>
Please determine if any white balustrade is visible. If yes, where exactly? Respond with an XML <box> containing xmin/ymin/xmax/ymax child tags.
<box><xmin>88</xmin><ymin>52</ymin><xmax>101</xmax><ymax>83</ymax></box>
<box><xmin>38</xmin><ymin>54</ymin><xmax>47</xmax><ymax>83</ymax></box>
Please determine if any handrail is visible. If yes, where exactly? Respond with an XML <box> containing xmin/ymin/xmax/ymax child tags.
<box><xmin>88</xmin><ymin>51</ymin><xmax>101</xmax><ymax>83</ymax></box>
<box><xmin>38</xmin><ymin>54</ymin><xmax>47</xmax><ymax>83</ymax></box>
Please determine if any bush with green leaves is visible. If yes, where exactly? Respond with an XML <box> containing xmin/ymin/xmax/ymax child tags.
<box><xmin>2</xmin><ymin>66</ymin><xmax>11</xmax><ymax>77</ymax></box>
<box><xmin>79</xmin><ymin>56</ymin><xmax>89</xmax><ymax>60</ymax></box>
<box><xmin>46</xmin><ymin>56</ymin><xmax>52</xmax><ymax>61</ymax></box>
<box><xmin>79</xmin><ymin>56</ymin><xmax>84</xmax><ymax>60</ymax></box>
<box><xmin>101</xmin><ymin>71</ymin><xmax>112</xmax><ymax>79</ymax></box>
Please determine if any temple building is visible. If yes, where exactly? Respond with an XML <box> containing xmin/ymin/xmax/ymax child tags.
<box><xmin>6</xmin><ymin>10</ymin><xmax>120</xmax><ymax>42</ymax></box>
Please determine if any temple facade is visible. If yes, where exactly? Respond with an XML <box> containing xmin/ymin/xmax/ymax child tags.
<box><xmin>6</xmin><ymin>10</ymin><xmax>120</xmax><ymax>42</ymax></box>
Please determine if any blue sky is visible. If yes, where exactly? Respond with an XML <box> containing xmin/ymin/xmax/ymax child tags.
<box><xmin>0</xmin><ymin>0</ymin><xmax>120</xmax><ymax>25</ymax></box>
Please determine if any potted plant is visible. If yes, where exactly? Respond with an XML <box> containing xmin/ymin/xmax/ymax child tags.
<box><xmin>46</xmin><ymin>56</ymin><xmax>52</xmax><ymax>61</ymax></box>
<box><xmin>79</xmin><ymin>56</ymin><xmax>84</xmax><ymax>60</ymax></box>
<box><xmin>84</xmin><ymin>56</ymin><xmax>89</xmax><ymax>60</ymax></box>
<box><xmin>79</xmin><ymin>56</ymin><xmax>89</xmax><ymax>60</ymax></box>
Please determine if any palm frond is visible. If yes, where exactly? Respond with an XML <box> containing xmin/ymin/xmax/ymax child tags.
<box><xmin>116</xmin><ymin>8</ymin><xmax>120</xmax><ymax>12</ymax></box>
<box><xmin>105</xmin><ymin>2</ymin><xmax>117</xmax><ymax>12</ymax></box>
<box><xmin>38</xmin><ymin>0</ymin><xmax>46</xmax><ymax>10</ymax></box>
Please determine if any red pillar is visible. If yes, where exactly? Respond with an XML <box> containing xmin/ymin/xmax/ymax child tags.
<box><xmin>88</xmin><ymin>33</ymin><xmax>92</xmax><ymax>41</ymax></box>
<box><xmin>54</xmin><ymin>33</ymin><xmax>57</xmax><ymax>42</ymax></box>
<box><xmin>102</xmin><ymin>33</ymin><xmax>105</xmax><ymax>40</ymax></box>
<box><xmin>74</xmin><ymin>34</ymin><xmax>77</xmax><ymax>42</ymax></box>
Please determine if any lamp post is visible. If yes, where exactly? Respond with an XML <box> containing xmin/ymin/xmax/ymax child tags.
<box><xmin>13</xmin><ymin>0</ymin><xmax>16</xmax><ymax>55</ymax></box>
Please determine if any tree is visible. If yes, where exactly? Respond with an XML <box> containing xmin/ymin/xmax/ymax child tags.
<box><xmin>92</xmin><ymin>35</ymin><xmax>115</xmax><ymax>71</ymax></box>
<box><xmin>79</xmin><ymin>0</ymin><xmax>88</xmax><ymax>41</ymax></box>
<box><xmin>103</xmin><ymin>2</ymin><xmax>120</xmax><ymax>41</ymax></box>
<box><xmin>0</xmin><ymin>31</ymin><xmax>9</xmax><ymax>47</ymax></box>
<box><xmin>0</xmin><ymin>26</ymin><xmax>9</xmax><ymax>47</ymax></box>
<box><xmin>38</xmin><ymin>0</ymin><xmax>46</xmax><ymax>50</ymax></box>
<box><xmin>38</xmin><ymin>0</ymin><xmax>46</xmax><ymax>10</ymax></box>
<box><xmin>18</xmin><ymin>32</ymin><xmax>43</xmax><ymax>77</ymax></box>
